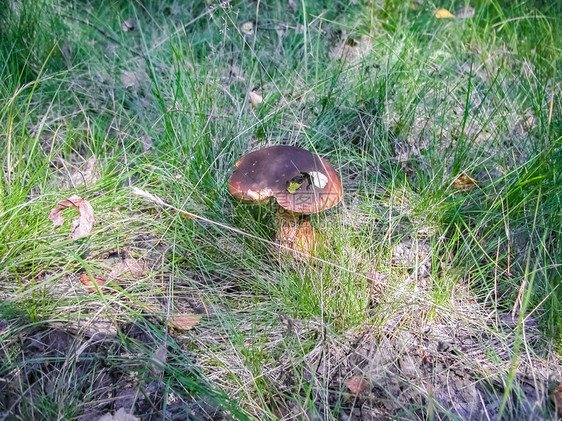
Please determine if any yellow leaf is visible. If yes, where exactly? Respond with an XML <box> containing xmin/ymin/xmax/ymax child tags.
<box><xmin>435</xmin><ymin>8</ymin><xmax>455</xmax><ymax>18</ymax></box>
<box><xmin>287</xmin><ymin>181</ymin><xmax>302</xmax><ymax>194</ymax></box>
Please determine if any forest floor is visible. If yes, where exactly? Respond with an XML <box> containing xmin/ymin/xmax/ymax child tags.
<box><xmin>0</xmin><ymin>0</ymin><xmax>561</xmax><ymax>420</ymax></box>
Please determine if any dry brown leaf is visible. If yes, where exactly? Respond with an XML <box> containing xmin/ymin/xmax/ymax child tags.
<box><xmin>122</xmin><ymin>18</ymin><xmax>136</xmax><ymax>32</ymax></box>
<box><xmin>345</xmin><ymin>375</ymin><xmax>369</xmax><ymax>395</ymax></box>
<box><xmin>180</xmin><ymin>210</ymin><xmax>196</xmax><ymax>219</ymax></box>
<box><xmin>108</xmin><ymin>258</ymin><xmax>149</xmax><ymax>282</ymax></box>
<box><xmin>435</xmin><ymin>8</ymin><xmax>455</xmax><ymax>18</ymax></box>
<box><xmin>169</xmin><ymin>313</ymin><xmax>201</xmax><ymax>331</ymax></box>
<box><xmin>150</xmin><ymin>343</ymin><xmax>167</xmax><ymax>376</ymax></box>
<box><xmin>79</xmin><ymin>273</ymin><xmax>107</xmax><ymax>293</ymax></box>
<box><xmin>71</xmin><ymin>156</ymin><xmax>99</xmax><ymax>186</ymax></box>
<box><xmin>553</xmin><ymin>383</ymin><xmax>562</xmax><ymax>414</ymax></box>
<box><xmin>366</xmin><ymin>271</ymin><xmax>389</xmax><ymax>299</ymax></box>
<box><xmin>97</xmin><ymin>408</ymin><xmax>139</xmax><ymax>421</ymax></box>
<box><xmin>48</xmin><ymin>195</ymin><xmax>94</xmax><ymax>239</ymax></box>
<box><xmin>249</xmin><ymin>88</ymin><xmax>263</xmax><ymax>108</ymax></box>
<box><xmin>140</xmin><ymin>135</ymin><xmax>153</xmax><ymax>153</ymax></box>
<box><xmin>453</xmin><ymin>173</ymin><xmax>477</xmax><ymax>191</ymax></box>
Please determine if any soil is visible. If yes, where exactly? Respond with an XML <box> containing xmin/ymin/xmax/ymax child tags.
<box><xmin>0</xmin><ymin>318</ymin><xmax>228</xmax><ymax>421</ymax></box>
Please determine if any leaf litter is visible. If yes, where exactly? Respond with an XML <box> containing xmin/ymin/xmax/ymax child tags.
<box><xmin>79</xmin><ymin>272</ymin><xmax>107</xmax><ymax>292</ymax></box>
<box><xmin>78</xmin><ymin>248</ymin><xmax>150</xmax><ymax>293</ymax></box>
<box><xmin>97</xmin><ymin>408</ymin><xmax>139</xmax><ymax>421</ymax></box>
<box><xmin>435</xmin><ymin>8</ymin><xmax>455</xmax><ymax>19</ymax></box>
<box><xmin>70</xmin><ymin>155</ymin><xmax>100</xmax><ymax>187</ymax></box>
<box><xmin>248</xmin><ymin>87</ymin><xmax>263</xmax><ymax>109</ymax></box>
<box><xmin>121</xmin><ymin>18</ymin><xmax>136</xmax><ymax>33</ymax></box>
<box><xmin>0</xmin><ymin>308</ymin><xmax>231</xmax><ymax>420</ymax></box>
<box><xmin>453</xmin><ymin>173</ymin><xmax>478</xmax><ymax>191</ymax></box>
<box><xmin>168</xmin><ymin>313</ymin><xmax>202</xmax><ymax>332</ymax></box>
<box><xmin>48</xmin><ymin>195</ymin><xmax>95</xmax><ymax>239</ymax></box>
<box><xmin>345</xmin><ymin>375</ymin><xmax>370</xmax><ymax>395</ymax></box>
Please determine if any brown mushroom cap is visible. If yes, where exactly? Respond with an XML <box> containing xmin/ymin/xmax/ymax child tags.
<box><xmin>228</xmin><ymin>145</ymin><xmax>342</xmax><ymax>214</ymax></box>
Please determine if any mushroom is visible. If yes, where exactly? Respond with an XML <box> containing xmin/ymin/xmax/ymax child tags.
<box><xmin>228</xmin><ymin>145</ymin><xmax>343</xmax><ymax>258</ymax></box>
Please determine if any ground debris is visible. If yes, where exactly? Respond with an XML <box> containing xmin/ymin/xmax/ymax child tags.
<box><xmin>277</xmin><ymin>316</ymin><xmax>562</xmax><ymax>420</ymax></box>
<box><xmin>345</xmin><ymin>375</ymin><xmax>370</xmax><ymax>395</ymax></box>
<box><xmin>70</xmin><ymin>156</ymin><xmax>100</xmax><ymax>187</ymax></box>
<box><xmin>97</xmin><ymin>408</ymin><xmax>139</xmax><ymax>421</ymax></box>
<box><xmin>168</xmin><ymin>313</ymin><xmax>201</xmax><ymax>332</ymax></box>
<box><xmin>108</xmin><ymin>258</ymin><xmax>149</xmax><ymax>282</ymax></box>
<box><xmin>48</xmin><ymin>195</ymin><xmax>94</xmax><ymax>239</ymax></box>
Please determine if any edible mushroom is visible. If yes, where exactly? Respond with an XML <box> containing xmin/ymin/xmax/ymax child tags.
<box><xmin>228</xmin><ymin>145</ymin><xmax>343</xmax><ymax>257</ymax></box>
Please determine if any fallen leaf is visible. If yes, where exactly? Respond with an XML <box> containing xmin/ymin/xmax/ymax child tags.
<box><xmin>553</xmin><ymin>383</ymin><xmax>562</xmax><ymax>415</ymax></box>
<box><xmin>287</xmin><ymin>181</ymin><xmax>302</xmax><ymax>194</ymax></box>
<box><xmin>456</xmin><ymin>6</ymin><xmax>475</xmax><ymax>19</ymax></box>
<box><xmin>97</xmin><ymin>408</ymin><xmax>139</xmax><ymax>421</ymax></box>
<box><xmin>140</xmin><ymin>135</ymin><xmax>153</xmax><ymax>153</ymax></box>
<box><xmin>453</xmin><ymin>173</ymin><xmax>477</xmax><ymax>191</ymax></box>
<box><xmin>240</xmin><ymin>21</ymin><xmax>254</xmax><ymax>36</ymax></box>
<box><xmin>150</xmin><ymin>343</ymin><xmax>167</xmax><ymax>376</ymax></box>
<box><xmin>48</xmin><ymin>195</ymin><xmax>94</xmax><ymax>239</ymax></box>
<box><xmin>0</xmin><ymin>319</ymin><xmax>8</xmax><ymax>335</ymax></box>
<box><xmin>367</xmin><ymin>271</ymin><xmax>389</xmax><ymax>284</ymax></box>
<box><xmin>71</xmin><ymin>156</ymin><xmax>99</xmax><ymax>186</ymax></box>
<box><xmin>366</xmin><ymin>271</ymin><xmax>389</xmax><ymax>299</ymax></box>
<box><xmin>180</xmin><ymin>210</ymin><xmax>195</xmax><ymax>219</ymax></box>
<box><xmin>345</xmin><ymin>375</ymin><xmax>369</xmax><ymax>395</ymax></box>
<box><xmin>121</xmin><ymin>70</ymin><xmax>139</xmax><ymax>89</ymax></box>
<box><xmin>108</xmin><ymin>258</ymin><xmax>149</xmax><ymax>282</ymax></box>
<box><xmin>169</xmin><ymin>313</ymin><xmax>201</xmax><ymax>331</ymax></box>
<box><xmin>122</xmin><ymin>18</ymin><xmax>136</xmax><ymax>32</ymax></box>
<box><xmin>288</xmin><ymin>0</ymin><xmax>297</xmax><ymax>12</ymax></box>
<box><xmin>249</xmin><ymin>88</ymin><xmax>263</xmax><ymax>108</ymax></box>
<box><xmin>435</xmin><ymin>8</ymin><xmax>455</xmax><ymax>18</ymax></box>
<box><xmin>79</xmin><ymin>273</ymin><xmax>107</xmax><ymax>292</ymax></box>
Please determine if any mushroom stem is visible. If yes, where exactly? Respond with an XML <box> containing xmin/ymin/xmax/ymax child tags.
<box><xmin>275</xmin><ymin>210</ymin><xmax>318</xmax><ymax>259</ymax></box>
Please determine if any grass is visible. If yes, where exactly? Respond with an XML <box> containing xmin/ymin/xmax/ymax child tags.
<box><xmin>0</xmin><ymin>0</ymin><xmax>561</xmax><ymax>419</ymax></box>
